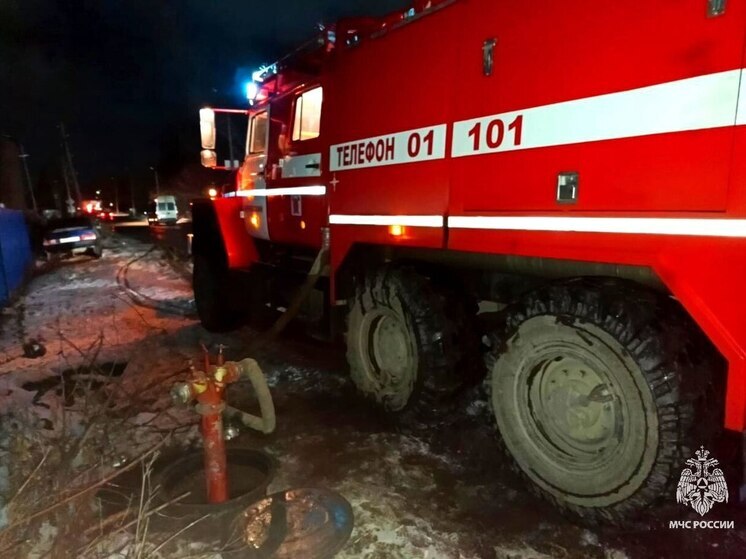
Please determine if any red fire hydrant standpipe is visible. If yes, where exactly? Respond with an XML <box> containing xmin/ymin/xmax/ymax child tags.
<box><xmin>171</xmin><ymin>348</ymin><xmax>275</xmax><ymax>504</ymax></box>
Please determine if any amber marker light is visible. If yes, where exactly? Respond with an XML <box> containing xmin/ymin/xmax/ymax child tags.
<box><xmin>389</xmin><ymin>224</ymin><xmax>404</xmax><ymax>237</ymax></box>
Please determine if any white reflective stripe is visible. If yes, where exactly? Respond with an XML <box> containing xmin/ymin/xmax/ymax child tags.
<box><xmin>330</xmin><ymin>124</ymin><xmax>448</xmax><ymax>172</ymax></box>
<box><xmin>329</xmin><ymin>215</ymin><xmax>444</xmax><ymax>227</ymax></box>
<box><xmin>736</xmin><ymin>69</ymin><xmax>746</xmax><ymax>125</ymax></box>
<box><xmin>225</xmin><ymin>186</ymin><xmax>326</xmax><ymax>198</ymax></box>
<box><xmin>328</xmin><ymin>69</ymin><xmax>746</xmax><ymax>172</ymax></box>
<box><xmin>452</xmin><ymin>69</ymin><xmax>742</xmax><ymax>158</ymax></box>
<box><xmin>447</xmin><ymin>216</ymin><xmax>746</xmax><ymax>238</ymax></box>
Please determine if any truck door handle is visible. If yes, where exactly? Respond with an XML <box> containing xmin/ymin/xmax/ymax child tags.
<box><xmin>305</xmin><ymin>163</ymin><xmax>320</xmax><ymax>169</ymax></box>
<box><xmin>483</xmin><ymin>38</ymin><xmax>497</xmax><ymax>77</ymax></box>
<box><xmin>709</xmin><ymin>0</ymin><xmax>726</xmax><ymax>17</ymax></box>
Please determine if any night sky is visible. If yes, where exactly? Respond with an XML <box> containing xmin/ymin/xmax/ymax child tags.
<box><xmin>0</xmin><ymin>0</ymin><xmax>407</xmax><ymax>198</ymax></box>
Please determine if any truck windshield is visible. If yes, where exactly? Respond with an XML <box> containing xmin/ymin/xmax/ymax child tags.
<box><xmin>248</xmin><ymin>111</ymin><xmax>268</xmax><ymax>154</ymax></box>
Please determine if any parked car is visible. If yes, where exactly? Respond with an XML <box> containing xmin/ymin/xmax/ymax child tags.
<box><xmin>43</xmin><ymin>216</ymin><xmax>103</xmax><ymax>259</ymax></box>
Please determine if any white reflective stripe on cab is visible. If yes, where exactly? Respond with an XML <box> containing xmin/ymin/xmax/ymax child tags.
<box><xmin>225</xmin><ymin>186</ymin><xmax>326</xmax><ymax>198</ymax></box>
<box><xmin>447</xmin><ymin>216</ymin><xmax>746</xmax><ymax>238</ymax></box>
<box><xmin>452</xmin><ymin>69</ymin><xmax>742</xmax><ymax>158</ymax></box>
<box><xmin>329</xmin><ymin>215</ymin><xmax>444</xmax><ymax>227</ymax></box>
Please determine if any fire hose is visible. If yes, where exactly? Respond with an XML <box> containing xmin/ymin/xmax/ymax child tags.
<box><xmin>246</xmin><ymin>245</ymin><xmax>330</xmax><ymax>353</ymax></box>
<box><xmin>169</xmin><ymin>246</ymin><xmax>328</xmax><ymax>503</ymax></box>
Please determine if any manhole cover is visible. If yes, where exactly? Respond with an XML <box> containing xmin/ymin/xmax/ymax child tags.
<box><xmin>228</xmin><ymin>488</ymin><xmax>354</xmax><ymax>559</ymax></box>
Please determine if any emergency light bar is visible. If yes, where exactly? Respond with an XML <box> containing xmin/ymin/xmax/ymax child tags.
<box><xmin>246</xmin><ymin>81</ymin><xmax>260</xmax><ymax>103</ymax></box>
<box><xmin>252</xmin><ymin>64</ymin><xmax>278</xmax><ymax>83</ymax></box>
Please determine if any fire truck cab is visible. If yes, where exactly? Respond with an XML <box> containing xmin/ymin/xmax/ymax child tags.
<box><xmin>193</xmin><ymin>0</ymin><xmax>746</xmax><ymax>523</ymax></box>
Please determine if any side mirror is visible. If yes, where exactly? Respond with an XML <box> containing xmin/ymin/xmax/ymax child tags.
<box><xmin>199</xmin><ymin>108</ymin><xmax>217</xmax><ymax>169</ymax></box>
<box><xmin>200</xmin><ymin>150</ymin><xmax>217</xmax><ymax>169</ymax></box>
<box><xmin>200</xmin><ymin>108</ymin><xmax>216</xmax><ymax>149</ymax></box>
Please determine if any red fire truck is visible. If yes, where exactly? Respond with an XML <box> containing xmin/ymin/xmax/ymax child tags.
<box><xmin>194</xmin><ymin>0</ymin><xmax>746</xmax><ymax>522</ymax></box>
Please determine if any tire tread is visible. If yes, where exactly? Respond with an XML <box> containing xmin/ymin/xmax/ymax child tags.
<box><xmin>486</xmin><ymin>278</ymin><xmax>721</xmax><ymax>524</ymax></box>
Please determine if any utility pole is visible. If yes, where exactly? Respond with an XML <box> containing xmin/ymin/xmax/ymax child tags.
<box><xmin>150</xmin><ymin>166</ymin><xmax>160</xmax><ymax>197</ymax></box>
<box><xmin>18</xmin><ymin>145</ymin><xmax>37</xmax><ymax>212</ymax></box>
<box><xmin>2</xmin><ymin>134</ymin><xmax>38</xmax><ymax>212</ymax></box>
<box><xmin>51</xmin><ymin>180</ymin><xmax>61</xmax><ymax>212</ymax></box>
<box><xmin>61</xmin><ymin>158</ymin><xmax>75</xmax><ymax>216</ymax></box>
<box><xmin>59</xmin><ymin>123</ymin><xmax>82</xmax><ymax>205</ymax></box>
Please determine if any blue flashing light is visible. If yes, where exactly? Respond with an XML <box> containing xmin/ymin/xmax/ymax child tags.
<box><xmin>246</xmin><ymin>81</ymin><xmax>259</xmax><ymax>101</ymax></box>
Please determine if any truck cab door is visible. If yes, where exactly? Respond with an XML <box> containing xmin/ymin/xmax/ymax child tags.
<box><xmin>265</xmin><ymin>85</ymin><xmax>327</xmax><ymax>248</ymax></box>
<box><xmin>451</xmin><ymin>0</ymin><xmax>746</xmax><ymax>214</ymax></box>
<box><xmin>239</xmin><ymin>109</ymin><xmax>271</xmax><ymax>240</ymax></box>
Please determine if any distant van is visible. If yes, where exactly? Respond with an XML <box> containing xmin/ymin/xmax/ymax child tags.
<box><xmin>151</xmin><ymin>195</ymin><xmax>178</xmax><ymax>225</ymax></box>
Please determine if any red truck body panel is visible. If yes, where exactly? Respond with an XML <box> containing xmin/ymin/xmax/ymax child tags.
<box><xmin>214</xmin><ymin>197</ymin><xmax>257</xmax><ymax>269</ymax></box>
<box><xmin>217</xmin><ymin>0</ymin><xmax>746</xmax><ymax>430</ymax></box>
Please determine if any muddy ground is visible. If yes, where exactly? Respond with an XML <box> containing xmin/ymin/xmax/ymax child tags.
<box><xmin>1</xmin><ymin>233</ymin><xmax>745</xmax><ymax>558</ymax></box>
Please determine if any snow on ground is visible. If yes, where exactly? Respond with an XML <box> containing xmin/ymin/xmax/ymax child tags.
<box><xmin>1</xmin><ymin>232</ymin><xmax>745</xmax><ymax>558</ymax></box>
<box><xmin>0</xmin><ymin>235</ymin><xmax>203</xmax><ymax>557</ymax></box>
<box><xmin>0</xmin><ymin>236</ymin><xmax>194</xmax><ymax>398</ymax></box>
<box><xmin>0</xmin><ymin>240</ymin><xmax>172</xmax><ymax>432</ymax></box>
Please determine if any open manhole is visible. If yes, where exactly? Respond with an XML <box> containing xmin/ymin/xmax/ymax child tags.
<box><xmin>156</xmin><ymin>448</ymin><xmax>277</xmax><ymax>508</ymax></box>
<box><xmin>22</xmin><ymin>361</ymin><xmax>128</xmax><ymax>409</ymax></box>
<box><xmin>150</xmin><ymin>447</ymin><xmax>278</xmax><ymax>546</ymax></box>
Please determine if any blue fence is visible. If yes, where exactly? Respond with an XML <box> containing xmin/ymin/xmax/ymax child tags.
<box><xmin>0</xmin><ymin>209</ymin><xmax>32</xmax><ymax>306</ymax></box>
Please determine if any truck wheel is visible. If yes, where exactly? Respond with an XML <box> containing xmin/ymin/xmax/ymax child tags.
<box><xmin>346</xmin><ymin>267</ymin><xmax>477</xmax><ymax>412</ymax></box>
<box><xmin>487</xmin><ymin>279</ymin><xmax>711</xmax><ymax>523</ymax></box>
<box><xmin>193</xmin><ymin>254</ymin><xmax>245</xmax><ymax>332</ymax></box>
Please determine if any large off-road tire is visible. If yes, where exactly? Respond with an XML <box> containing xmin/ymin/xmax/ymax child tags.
<box><xmin>193</xmin><ymin>254</ymin><xmax>246</xmax><ymax>332</ymax></box>
<box><xmin>487</xmin><ymin>278</ymin><xmax>716</xmax><ymax>524</ymax></box>
<box><xmin>346</xmin><ymin>267</ymin><xmax>478</xmax><ymax>412</ymax></box>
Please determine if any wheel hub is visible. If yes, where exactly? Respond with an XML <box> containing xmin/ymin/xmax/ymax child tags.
<box><xmin>360</xmin><ymin>310</ymin><xmax>416</xmax><ymax>403</ymax></box>
<box><xmin>537</xmin><ymin>357</ymin><xmax>617</xmax><ymax>452</ymax></box>
<box><xmin>371</xmin><ymin>314</ymin><xmax>410</xmax><ymax>383</ymax></box>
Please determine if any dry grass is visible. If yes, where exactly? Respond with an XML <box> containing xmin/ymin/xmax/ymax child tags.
<box><xmin>0</xmin><ymin>332</ymin><xmax>208</xmax><ymax>559</ymax></box>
